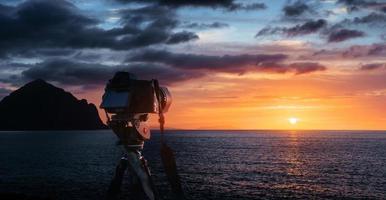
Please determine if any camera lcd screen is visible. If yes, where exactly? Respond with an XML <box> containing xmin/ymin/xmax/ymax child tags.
<box><xmin>100</xmin><ymin>91</ymin><xmax>131</xmax><ymax>110</ymax></box>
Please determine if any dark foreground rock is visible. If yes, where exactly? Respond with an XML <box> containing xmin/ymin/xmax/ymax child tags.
<box><xmin>0</xmin><ymin>79</ymin><xmax>107</xmax><ymax>130</ymax></box>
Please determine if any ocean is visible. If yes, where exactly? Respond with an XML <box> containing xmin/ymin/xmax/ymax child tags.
<box><xmin>0</xmin><ymin>130</ymin><xmax>386</xmax><ymax>200</ymax></box>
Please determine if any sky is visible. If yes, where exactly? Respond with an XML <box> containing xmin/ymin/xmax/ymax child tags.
<box><xmin>1</xmin><ymin>0</ymin><xmax>386</xmax><ymax>130</ymax></box>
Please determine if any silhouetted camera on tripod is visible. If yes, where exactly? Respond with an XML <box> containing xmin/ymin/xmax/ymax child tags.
<box><xmin>100</xmin><ymin>72</ymin><xmax>173</xmax><ymax>200</ymax></box>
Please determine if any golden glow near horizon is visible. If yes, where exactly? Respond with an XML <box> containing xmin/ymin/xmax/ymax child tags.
<box><xmin>288</xmin><ymin>117</ymin><xmax>298</xmax><ymax>125</ymax></box>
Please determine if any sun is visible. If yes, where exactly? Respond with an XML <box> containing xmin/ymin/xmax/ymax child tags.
<box><xmin>288</xmin><ymin>117</ymin><xmax>298</xmax><ymax>125</ymax></box>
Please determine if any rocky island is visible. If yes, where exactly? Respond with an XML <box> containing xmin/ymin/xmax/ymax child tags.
<box><xmin>0</xmin><ymin>79</ymin><xmax>107</xmax><ymax>130</ymax></box>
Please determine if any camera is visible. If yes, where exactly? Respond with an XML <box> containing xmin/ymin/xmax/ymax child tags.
<box><xmin>100</xmin><ymin>71</ymin><xmax>172</xmax><ymax>141</ymax></box>
<box><xmin>100</xmin><ymin>71</ymin><xmax>171</xmax><ymax>115</ymax></box>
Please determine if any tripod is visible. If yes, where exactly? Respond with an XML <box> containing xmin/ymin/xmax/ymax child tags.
<box><xmin>107</xmin><ymin>148</ymin><xmax>158</xmax><ymax>200</ymax></box>
<box><xmin>106</xmin><ymin>116</ymin><xmax>158</xmax><ymax>200</ymax></box>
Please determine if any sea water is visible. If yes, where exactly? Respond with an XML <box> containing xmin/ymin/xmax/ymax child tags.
<box><xmin>1</xmin><ymin>130</ymin><xmax>386</xmax><ymax>199</ymax></box>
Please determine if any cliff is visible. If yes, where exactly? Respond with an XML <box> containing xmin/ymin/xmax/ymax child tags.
<box><xmin>0</xmin><ymin>79</ymin><xmax>107</xmax><ymax>130</ymax></box>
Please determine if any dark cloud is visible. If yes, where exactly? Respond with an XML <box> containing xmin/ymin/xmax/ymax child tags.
<box><xmin>166</xmin><ymin>31</ymin><xmax>199</xmax><ymax>44</ymax></box>
<box><xmin>360</xmin><ymin>63</ymin><xmax>386</xmax><ymax>70</ymax></box>
<box><xmin>283</xmin><ymin>1</ymin><xmax>310</xmax><ymax>17</ymax></box>
<box><xmin>255</xmin><ymin>26</ymin><xmax>284</xmax><ymax>37</ymax></box>
<box><xmin>368</xmin><ymin>43</ymin><xmax>386</xmax><ymax>55</ymax></box>
<box><xmin>353</xmin><ymin>12</ymin><xmax>386</xmax><ymax>24</ymax></box>
<box><xmin>127</xmin><ymin>49</ymin><xmax>287</xmax><ymax>73</ymax></box>
<box><xmin>115</xmin><ymin>0</ymin><xmax>266</xmax><ymax>11</ymax></box>
<box><xmin>5</xmin><ymin>59</ymin><xmax>203</xmax><ymax>87</ymax></box>
<box><xmin>126</xmin><ymin>49</ymin><xmax>326</xmax><ymax>75</ymax></box>
<box><xmin>340</xmin><ymin>43</ymin><xmax>386</xmax><ymax>57</ymax></box>
<box><xmin>227</xmin><ymin>3</ymin><xmax>266</xmax><ymax>11</ymax></box>
<box><xmin>159</xmin><ymin>0</ymin><xmax>234</xmax><ymax>7</ymax></box>
<box><xmin>182</xmin><ymin>22</ymin><xmax>229</xmax><ymax>29</ymax></box>
<box><xmin>117</xmin><ymin>0</ymin><xmax>234</xmax><ymax>8</ymax></box>
<box><xmin>0</xmin><ymin>50</ymin><xmax>326</xmax><ymax>89</ymax></box>
<box><xmin>256</xmin><ymin>19</ymin><xmax>327</xmax><ymax>37</ymax></box>
<box><xmin>285</xmin><ymin>19</ymin><xmax>327</xmax><ymax>36</ymax></box>
<box><xmin>327</xmin><ymin>29</ymin><xmax>365</xmax><ymax>42</ymax></box>
<box><xmin>0</xmin><ymin>1</ymin><xmax>198</xmax><ymax>57</ymax></box>
<box><xmin>307</xmin><ymin>43</ymin><xmax>386</xmax><ymax>59</ymax></box>
<box><xmin>288</xmin><ymin>62</ymin><xmax>327</xmax><ymax>74</ymax></box>
<box><xmin>334</xmin><ymin>12</ymin><xmax>386</xmax><ymax>27</ymax></box>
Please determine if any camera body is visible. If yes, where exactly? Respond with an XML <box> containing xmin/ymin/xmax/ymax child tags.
<box><xmin>100</xmin><ymin>72</ymin><xmax>171</xmax><ymax>114</ymax></box>
<box><xmin>100</xmin><ymin>72</ymin><xmax>172</xmax><ymax>141</ymax></box>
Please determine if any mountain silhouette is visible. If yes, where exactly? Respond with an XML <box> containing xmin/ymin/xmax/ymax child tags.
<box><xmin>0</xmin><ymin>79</ymin><xmax>107</xmax><ymax>130</ymax></box>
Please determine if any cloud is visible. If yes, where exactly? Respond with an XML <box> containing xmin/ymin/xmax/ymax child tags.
<box><xmin>257</xmin><ymin>62</ymin><xmax>327</xmax><ymax>75</ymax></box>
<box><xmin>0</xmin><ymin>52</ymin><xmax>326</xmax><ymax>89</ymax></box>
<box><xmin>127</xmin><ymin>49</ymin><xmax>287</xmax><ymax>72</ymax></box>
<box><xmin>0</xmin><ymin>1</ymin><xmax>198</xmax><ymax>57</ymax></box>
<box><xmin>360</xmin><ymin>63</ymin><xmax>386</xmax><ymax>70</ymax></box>
<box><xmin>285</xmin><ymin>19</ymin><xmax>327</xmax><ymax>36</ymax></box>
<box><xmin>337</xmin><ymin>0</ymin><xmax>386</xmax><ymax>12</ymax></box>
<box><xmin>256</xmin><ymin>19</ymin><xmax>327</xmax><ymax>37</ymax></box>
<box><xmin>353</xmin><ymin>12</ymin><xmax>386</xmax><ymax>24</ymax></box>
<box><xmin>256</xmin><ymin>27</ymin><xmax>284</xmax><ymax>37</ymax></box>
<box><xmin>3</xmin><ymin>59</ymin><xmax>203</xmax><ymax>87</ymax></box>
<box><xmin>327</xmin><ymin>29</ymin><xmax>365</xmax><ymax>42</ymax></box>
<box><xmin>115</xmin><ymin>0</ymin><xmax>266</xmax><ymax>11</ymax></box>
<box><xmin>127</xmin><ymin>49</ymin><xmax>326</xmax><ymax>75</ymax></box>
<box><xmin>367</xmin><ymin>43</ymin><xmax>386</xmax><ymax>56</ymax></box>
<box><xmin>181</xmin><ymin>22</ymin><xmax>229</xmax><ymax>29</ymax></box>
<box><xmin>227</xmin><ymin>3</ymin><xmax>266</xmax><ymax>11</ymax></box>
<box><xmin>166</xmin><ymin>31</ymin><xmax>199</xmax><ymax>44</ymax></box>
<box><xmin>334</xmin><ymin>12</ymin><xmax>386</xmax><ymax>26</ymax></box>
<box><xmin>309</xmin><ymin>43</ymin><xmax>386</xmax><ymax>58</ymax></box>
<box><xmin>283</xmin><ymin>1</ymin><xmax>311</xmax><ymax>17</ymax></box>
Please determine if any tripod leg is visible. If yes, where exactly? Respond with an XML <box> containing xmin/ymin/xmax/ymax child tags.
<box><xmin>125</xmin><ymin>150</ymin><xmax>156</xmax><ymax>200</ymax></box>
<box><xmin>141</xmin><ymin>156</ymin><xmax>161</xmax><ymax>200</ymax></box>
<box><xmin>107</xmin><ymin>157</ymin><xmax>128</xmax><ymax>200</ymax></box>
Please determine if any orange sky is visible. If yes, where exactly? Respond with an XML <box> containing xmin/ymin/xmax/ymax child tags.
<box><xmin>76</xmin><ymin>69</ymin><xmax>386</xmax><ymax>130</ymax></box>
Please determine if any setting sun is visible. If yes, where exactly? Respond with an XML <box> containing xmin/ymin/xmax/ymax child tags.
<box><xmin>288</xmin><ymin>117</ymin><xmax>298</xmax><ymax>125</ymax></box>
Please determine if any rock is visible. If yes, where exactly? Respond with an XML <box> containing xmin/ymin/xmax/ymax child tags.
<box><xmin>0</xmin><ymin>79</ymin><xmax>107</xmax><ymax>130</ymax></box>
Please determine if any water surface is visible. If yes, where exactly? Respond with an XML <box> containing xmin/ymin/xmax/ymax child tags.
<box><xmin>1</xmin><ymin>130</ymin><xmax>386</xmax><ymax>199</ymax></box>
